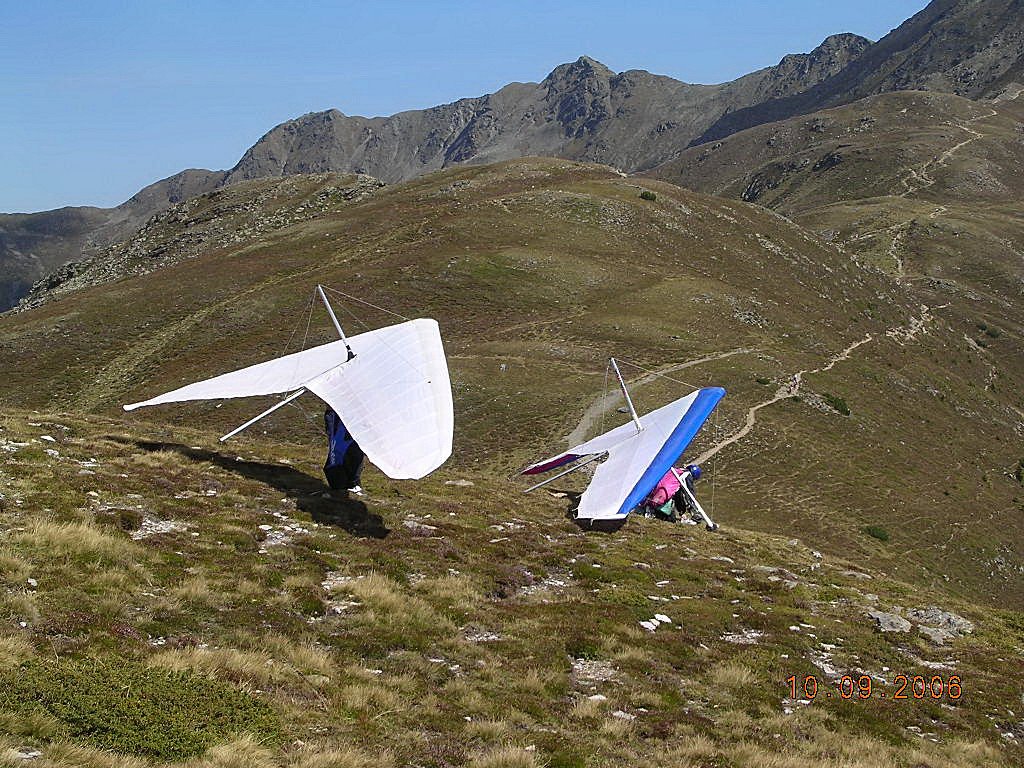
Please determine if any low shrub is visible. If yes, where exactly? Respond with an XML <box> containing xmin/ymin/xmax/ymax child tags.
<box><xmin>0</xmin><ymin>658</ymin><xmax>279</xmax><ymax>760</ymax></box>
<box><xmin>863</xmin><ymin>525</ymin><xmax>890</xmax><ymax>542</ymax></box>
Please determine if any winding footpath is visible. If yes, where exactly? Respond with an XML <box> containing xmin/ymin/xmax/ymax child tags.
<box><xmin>566</xmin><ymin>348</ymin><xmax>753</xmax><ymax>444</ymax></box>
<box><xmin>694</xmin><ymin>333</ymin><xmax>874</xmax><ymax>465</ymax></box>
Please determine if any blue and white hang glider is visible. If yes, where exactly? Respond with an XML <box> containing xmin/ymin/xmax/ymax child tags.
<box><xmin>522</xmin><ymin>359</ymin><xmax>724</xmax><ymax>525</ymax></box>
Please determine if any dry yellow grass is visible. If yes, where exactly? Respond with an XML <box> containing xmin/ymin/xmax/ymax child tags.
<box><xmin>14</xmin><ymin>743</ymin><xmax>149</xmax><ymax>768</ymax></box>
<box><xmin>414</xmin><ymin>572</ymin><xmax>482</xmax><ymax>607</ymax></box>
<box><xmin>290</xmin><ymin>743</ymin><xmax>395</xmax><ymax>768</ymax></box>
<box><xmin>342</xmin><ymin>571</ymin><xmax>455</xmax><ymax>639</ymax></box>
<box><xmin>465</xmin><ymin>719</ymin><xmax>513</xmax><ymax>740</ymax></box>
<box><xmin>0</xmin><ymin>550</ymin><xmax>30</xmax><ymax>586</ymax></box>
<box><xmin>15</xmin><ymin>519</ymin><xmax>142</xmax><ymax>568</ymax></box>
<box><xmin>129</xmin><ymin>449</ymin><xmax>188</xmax><ymax>471</ymax></box>
<box><xmin>467</xmin><ymin>745</ymin><xmax>543</xmax><ymax>768</ymax></box>
<box><xmin>261</xmin><ymin>636</ymin><xmax>335</xmax><ymax>678</ymax></box>
<box><xmin>3</xmin><ymin>591</ymin><xmax>39</xmax><ymax>624</ymax></box>
<box><xmin>186</xmin><ymin>735</ymin><xmax>276</xmax><ymax>768</ymax></box>
<box><xmin>336</xmin><ymin>679</ymin><xmax>405</xmax><ymax>714</ymax></box>
<box><xmin>708</xmin><ymin>660</ymin><xmax>755</xmax><ymax>690</ymax></box>
<box><xmin>511</xmin><ymin>667</ymin><xmax>559</xmax><ymax>695</ymax></box>
<box><xmin>599</xmin><ymin>715</ymin><xmax>633</xmax><ymax>738</ymax></box>
<box><xmin>0</xmin><ymin>634</ymin><xmax>33</xmax><ymax>666</ymax></box>
<box><xmin>147</xmin><ymin>647</ymin><xmax>289</xmax><ymax>689</ymax></box>
<box><xmin>569</xmin><ymin>694</ymin><xmax>607</xmax><ymax>720</ymax></box>
<box><xmin>0</xmin><ymin>710</ymin><xmax>59</xmax><ymax>740</ymax></box>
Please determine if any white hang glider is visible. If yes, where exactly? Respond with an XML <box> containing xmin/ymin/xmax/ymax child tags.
<box><xmin>522</xmin><ymin>359</ymin><xmax>724</xmax><ymax>526</ymax></box>
<box><xmin>124</xmin><ymin>286</ymin><xmax>454</xmax><ymax>480</ymax></box>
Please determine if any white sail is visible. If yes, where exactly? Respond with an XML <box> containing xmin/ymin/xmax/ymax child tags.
<box><xmin>125</xmin><ymin>318</ymin><xmax>454</xmax><ymax>480</ymax></box>
<box><xmin>524</xmin><ymin>387</ymin><xmax>724</xmax><ymax>520</ymax></box>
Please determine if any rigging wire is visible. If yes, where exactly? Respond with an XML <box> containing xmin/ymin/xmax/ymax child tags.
<box><xmin>599</xmin><ymin>359</ymin><xmax>611</xmax><ymax>437</ymax></box>
<box><xmin>320</xmin><ymin>284</ymin><xmax>411</xmax><ymax>322</ymax></box>
<box><xmin>612</xmin><ymin>356</ymin><xmax>700</xmax><ymax>390</ymax></box>
<box><xmin>710</xmin><ymin>406</ymin><xmax>720</xmax><ymax>520</ymax></box>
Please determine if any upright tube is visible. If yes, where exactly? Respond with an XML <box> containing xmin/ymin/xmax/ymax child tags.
<box><xmin>610</xmin><ymin>357</ymin><xmax>642</xmax><ymax>433</ymax></box>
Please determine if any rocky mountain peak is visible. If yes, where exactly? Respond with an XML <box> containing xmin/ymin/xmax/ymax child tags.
<box><xmin>542</xmin><ymin>56</ymin><xmax>615</xmax><ymax>138</ymax></box>
<box><xmin>543</xmin><ymin>55</ymin><xmax>615</xmax><ymax>86</ymax></box>
<box><xmin>774</xmin><ymin>32</ymin><xmax>873</xmax><ymax>83</ymax></box>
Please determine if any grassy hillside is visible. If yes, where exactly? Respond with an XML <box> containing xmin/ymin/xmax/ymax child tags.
<box><xmin>0</xmin><ymin>158</ymin><xmax>1022</xmax><ymax>765</ymax></box>
<box><xmin>0</xmin><ymin>410</ymin><xmax>1020</xmax><ymax>767</ymax></box>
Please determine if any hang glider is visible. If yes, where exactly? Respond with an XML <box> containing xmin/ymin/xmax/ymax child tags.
<box><xmin>522</xmin><ymin>359</ymin><xmax>724</xmax><ymax>522</ymax></box>
<box><xmin>124</xmin><ymin>286</ymin><xmax>454</xmax><ymax>480</ymax></box>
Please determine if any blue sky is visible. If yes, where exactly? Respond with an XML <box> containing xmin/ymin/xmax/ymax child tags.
<box><xmin>1</xmin><ymin>0</ymin><xmax>929</xmax><ymax>213</ymax></box>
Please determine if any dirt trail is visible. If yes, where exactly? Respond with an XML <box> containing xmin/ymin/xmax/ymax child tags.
<box><xmin>694</xmin><ymin>334</ymin><xmax>873</xmax><ymax>464</ymax></box>
<box><xmin>695</xmin><ymin>300</ymin><xmax>950</xmax><ymax>463</ymax></box>
<box><xmin>883</xmin><ymin>109</ymin><xmax>997</xmax><ymax>277</ymax></box>
<box><xmin>897</xmin><ymin>109</ymin><xmax>996</xmax><ymax>199</ymax></box>
<box><xmin>566</xmin><ymin>348</ymin><xmax>753</xmax><ymax>444</ymax></box>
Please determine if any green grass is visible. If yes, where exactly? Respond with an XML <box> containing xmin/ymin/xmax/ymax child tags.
<box><xmin>822</xmin><ymin>392</ymin><xmax>851</xmax><ymax>417</ymax></box>
<box><xmin>0</xmin><ymin>154</ymin><xmax>1021</xmax><ymax>764</ymax></box>
<box><xmin>0</xmin><ymin>658</ymin><xmax>279</xmax><ymax>760</ymax></box>
<box><xmin>863</xmin><ymin>525</ymin><xmax>891</xmax><ymax>542</ymax></box>
<box><xmin>0</xmin><ymin>409</ymin><xmax>1016</xmax><ymax>765</ymax></box>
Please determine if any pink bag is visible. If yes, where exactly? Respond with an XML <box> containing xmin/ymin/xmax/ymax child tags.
<box><xmin>646</xmin><ymin>468</ymin><xmax>682</xmax><ymax>507</ymax></box>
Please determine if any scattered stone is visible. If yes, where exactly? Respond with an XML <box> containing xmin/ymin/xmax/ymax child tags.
<box><xmin>611</xmin><ymin>710</ymin><xmax>635</xmax><ymax>721</ymax></box>
<box><xmin>572</xmin><ymin>658</ymin><xmax>616</xmax><ymax>686</ymax></box>
<box><xmin>722</xmin><ymin>629</ymin><xmax>764</xmax><ymax>645</ymax></box>
<box><xmin>26</xmin><ymin>578</ymin><xmax>37</xmax><ymax>589</ymax></box>
<box><xmin>906</xmin><ymin>607</ymin><xmax>974</xmax><ymax>636</ymax></box>
<box><xmin>131</xmin><ymin>515</ymin><xmax>186</xmax><ymax>540</ymax></box>
<box><xmin>321</xmin><ymin>572</ymin><xmax>355</xmax><ymax>592</ymax></box>
<box><xmin>868</xmin><ymin>610</ymin><xmax>912</xmax><ymax>633</ymax></box>
<box><xmin>10</xmin><ymin>748</ymin><xmax>42</xmax><ymax>760</ymax></box>
<box><xmin>918</xmin><ymin>625</ymin><xmax>957</xmax><ymax>645</ymax></box>
<box><xmin>445</xmin><ymin>479</ymin><xmax>474</xmax><ymax>487</ymax></box>
<box><xmin>840</xmin><ymin>569</ymin><xmax>872</xmax><ymax>581</ymax></box>
<box><xmin>588</xmin><ymin>694</ymin><xmax>608</xmax><ymax>702</ymax></box>
<box><xmin>403</xmin><ymin>520</ymin><xmax>438</xmax><ymax>536</ymax></box>
<box><xmin>654</xmin><ymin>613</ymin><xmax>672</xmax><ymax>624</ymax></box>
<box><xmin>463</xmin><ymin>627</ymin><xmax>501</xmax><ymax>643</ymax></box>
<box><xmin>39</xmin><ymin>435</ymin><xmax>55</xmax><ymax>443</ymax></box>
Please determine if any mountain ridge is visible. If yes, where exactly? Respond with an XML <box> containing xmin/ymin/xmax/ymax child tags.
<box><xmin>7</xmin><ymin>0</ymin><xmax>1024</xmax><ymax>311</ymax></box>
<box><xmin>0</xmin><ymin>33</ymin><xmax>871</xmax><ymax>310</ymax></box>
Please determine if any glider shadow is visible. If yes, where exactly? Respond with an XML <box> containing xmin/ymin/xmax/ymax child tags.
<box><xmin>546</xmin><ymin>488</ymin><xmax>628</xmax><ymax>534</ymax></box>
<box><xmin>126</xmin><ymin>439</ymin><xmax>390</xmax><ymax>539</ymax></box>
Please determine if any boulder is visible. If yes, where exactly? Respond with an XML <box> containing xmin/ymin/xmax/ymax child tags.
<box><xmin>868</xmin><ymin>610</ymin><xmax>912</xmax><ymax>633</ymax></box>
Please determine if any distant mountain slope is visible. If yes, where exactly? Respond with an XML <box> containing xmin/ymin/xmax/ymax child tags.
<box><xmin>647</xmin><ymin>91</ymin><xmax>1024</xmax><ymax>211</ymax></box>
<box><xmin>695</xmin><ymin>0</ymin><xmax>1024</xmax><ymax>142</ymax></box>
<box><xmin>18</xmin><ymin>173</ymin><xmax>382</xmax><ymax>310</ymax></box>
<box><xmin>225</xmin><ymin>37</ymin><xmax>871</xmax><ymax>186</ymax></box>
<box><xmin>0</xmin><ymin>169</ymin><xmax>226</xmax><ymax>311</ymax></box>
<box><xmin>645</xmin><ymin>90</ymin><xmax>1024</xmax><ymax>298</ymax></box>
<box><xmin>1</xmin><ymin>158</ymin><xmax>1021</xmax><ymax>609</ymax></box>
<box><xmin>8</xmin><ymin>0</ymin><xmax>1024</xmax><ymax>311</ymax></box>
<box><xmin>0</xmin><ymin>36</ymin><xmax>870</xmax><ymax>312</ymax></box>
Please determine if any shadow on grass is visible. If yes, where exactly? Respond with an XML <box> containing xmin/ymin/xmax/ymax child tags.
<box><xmin>127</xmin><ymin>439</ymin><xmax>390</xmax><ymax>539</ymax></box>
<box><xmin>546</xmin><ymin>488</ymin><xmax>628</xmax><ymax>534</ymax></box>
